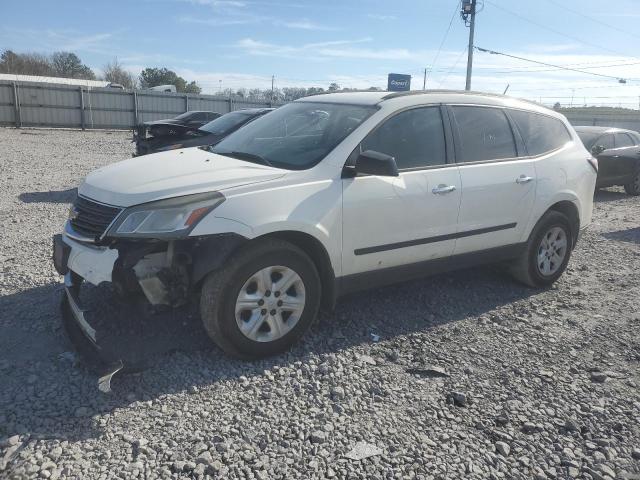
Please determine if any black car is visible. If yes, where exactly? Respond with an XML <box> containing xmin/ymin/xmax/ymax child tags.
<box><xmin>134</xmin><ymin>108</ymin><xmax>273</xmax><ymax>156</ymax></box>
<box><xmin>575</xmin><ymin>126</ymin><xmax>640</xmax><ymax>195</ymax></box>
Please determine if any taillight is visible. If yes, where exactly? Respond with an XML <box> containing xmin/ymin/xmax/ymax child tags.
<box><xmin>587</xmin><ymin>156</ymin><xmax>598</xmax><ymax>173</ymax></box>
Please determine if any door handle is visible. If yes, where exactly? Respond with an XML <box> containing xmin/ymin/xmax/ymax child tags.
<box><xmin>516</xmin><ymin>175</ymin><xmax>534</xmax><ymax>184</ymax></box>
<box><xmin>432</xmin><ymin>184</ymin><xmax>457</xmax><ymax>194</ymax></box>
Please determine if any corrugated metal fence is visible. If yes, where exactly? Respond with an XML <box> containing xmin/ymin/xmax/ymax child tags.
<box><xmin>561</xmin><ymin>110</ymin><xmax>640</xmax><ymax>132</ymax></box>
<box><xmin>0</xmin><ymin>80</ymin><xmax>281</xmax><ymax>130</ymax></box>
<box><xmin>4</xmin><ymin>80</ymin><xmax>640</xmax><ymax>132</ymax></box>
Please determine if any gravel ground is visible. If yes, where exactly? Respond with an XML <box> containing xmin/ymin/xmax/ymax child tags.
<box><xmin>1</xmin><ymin>127</ymin><xmax>639</xmax><ymax>480</ymax></box>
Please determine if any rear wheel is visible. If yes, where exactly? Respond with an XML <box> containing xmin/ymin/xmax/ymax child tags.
<box><xmin>200</xmin><ymin>239</ymin><xmax>321</xmax><ymax>359</ymax></box>
<box><xmin>510</xmin><ymin>211</ymin><xmax>573</xmax><ymax>288</ymax></box>
<box><xmin>623</xmin><ymin>166</ymin><xmax>640</xmax><ymax>195</ymax></box>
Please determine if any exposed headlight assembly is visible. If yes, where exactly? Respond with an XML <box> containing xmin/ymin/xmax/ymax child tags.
<box><xmin>108</xmin><ymin>192</ymin><xmax>225</xmax><ymax>239</ymax></box>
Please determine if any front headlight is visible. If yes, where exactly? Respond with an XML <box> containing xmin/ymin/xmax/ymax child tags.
<box><xmin>108</xmin><ymin>192</ymin><xmax>225</xmax><ymax>239</ymax></box>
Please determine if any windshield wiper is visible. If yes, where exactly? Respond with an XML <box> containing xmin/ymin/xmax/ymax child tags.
<box><xmin>219</xmin><ymin>150</ymin><xmax>273</xmax><ymax>167</ymax></box>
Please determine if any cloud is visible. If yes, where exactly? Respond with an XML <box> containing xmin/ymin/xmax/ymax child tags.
<box><xmin>180</xmin><ymin>13</ymin><xmax>335</xmax><ymax>30</ymax></box>
<box><xmin>367</xmin><ymin>14</ymin><xmax>397</xmax><ymax>20</ymax></box>
<box><xmin>179</xmin><ymin>0</ymin><xmax>247</xmax><ymax>7</ymax></box>
<box><xmin>277</xmin><ymin>19</ymin><xmax>335</xmax><ymax>30</ymax></box>
<box><xmin>235</xmin><ymin>36</ymin><xmax>416</xmax><ymax>61</ymax></box>
<box><xmin>524</xmin><ymin>43</ymin><xmax>581</xmax><ymax>53</ymax></box>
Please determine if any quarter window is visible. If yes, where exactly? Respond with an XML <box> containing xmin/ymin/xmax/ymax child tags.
<box><xmin>361</xmin><ymin>107</ymin><xmax>447</xmax><ymax>169</ymax></box>
<box><xmin>451</xmin><ymin>106</ymin><xmax>517</xmax><ymax>162</ymax></box>
<box><xmin>614</xmin><ymin>133</ymin><xmax>634</xmax><ymax>148</ymax></box>
<box><xmin>509</xmin><ymin>110</ymin><xmax>572</xmax><ymax>156</ymax></box>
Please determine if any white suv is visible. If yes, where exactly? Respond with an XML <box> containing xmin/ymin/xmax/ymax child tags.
<box><xmin>53</xmin><ymin>91</ymin><xmax>597</xmax><ymax>359</ymax></box>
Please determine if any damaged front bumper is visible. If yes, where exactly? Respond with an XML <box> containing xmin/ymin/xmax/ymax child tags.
<box><xmin>53</xmin><ymin>225</ymin><xmax>246</xmax><ymax>389</ymax></box>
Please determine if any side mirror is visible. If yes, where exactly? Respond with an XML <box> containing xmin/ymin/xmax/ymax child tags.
<box><xmin>591</xmin><ymin>145</ymin><xmax>606</xmax><ymax>155</ymax></box>
<box><xmin>354</xmin><ymin>150</ymin><xmax>399</xmax><ymax>177</ymax></box>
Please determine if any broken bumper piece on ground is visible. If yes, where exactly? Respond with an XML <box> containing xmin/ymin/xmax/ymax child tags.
<box><xmin>61</xmin><ymin>272</ymin><xmax>125</xmax><ymax>392</ymax></box>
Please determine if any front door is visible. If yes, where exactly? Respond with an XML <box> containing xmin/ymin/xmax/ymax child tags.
<box><xmin>342</xmin><ymin>106</ymin><xmax>461</xmax><ymax>277</ymax></box>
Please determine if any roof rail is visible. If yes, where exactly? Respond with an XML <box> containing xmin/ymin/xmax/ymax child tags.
<box><xmin>380</xmin><ymin>89</ymin><xmax>546</xmax><ymax>109</ymax></box>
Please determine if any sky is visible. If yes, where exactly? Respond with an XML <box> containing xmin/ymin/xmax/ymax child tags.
<box><xmin>2</xmin><ymin>0</ymin><xmax>640</xmax><ymax>108</ymax></box>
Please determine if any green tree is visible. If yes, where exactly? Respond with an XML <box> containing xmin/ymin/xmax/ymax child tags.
<box><xmin>328</xmin><ymin>82</ymin><xmax>340</xmax><ymax>92</ymax></box>
<box><xmin>51</xmin><ymin>52</ymin><xmax>95</xmax><ymax>79</ymax></box>
<box><xmin>139</xmin><ymin>67</ymin><xmax>200</xmax><ymax>93</ymax></box>
<box><xmin>184</xmin><ymin>81</ymin><xmax>201</xmax><ymax>94</ymax></box>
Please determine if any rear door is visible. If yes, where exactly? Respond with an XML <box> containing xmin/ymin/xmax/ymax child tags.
<box><xmin>341</xmin><ymin>106</ymin><xmax>461</xmax><ymax>277</ymax></box>
<box><xmin>449</xmin><ymin>105</ymin><xmax>537</xmax><ymax>254</ymax></box>
<box><xmin>608</xmin><ymin>133</ymin><xmax>640</xmax><ymax>183</ymax></box>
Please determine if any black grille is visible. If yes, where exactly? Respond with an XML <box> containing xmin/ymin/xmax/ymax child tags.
<box><xmin>69</xmin><ymin>196</ymin><xmax>121</xmax><ymax>239</ymax></box>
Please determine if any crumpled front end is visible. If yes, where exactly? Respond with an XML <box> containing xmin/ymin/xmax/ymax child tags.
<box><xmin>53</xmin><ymin>214</ymin><xmax>244</xmax><ymax>388</ymax></box>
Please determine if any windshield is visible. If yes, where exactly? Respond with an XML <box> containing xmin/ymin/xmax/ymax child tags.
<box><xmin>576</xmin><ymin>131</ymin><xmax>601</xmax><ymax>150</ymax></box>
<box><xmin>199</xmin><ymin>111</ymin><xmax>255</xmax><ymax>135</ymax></box>
<box><xmin>211</xmin><ymin>102</ymin><xmax>376</xmax><ymax>170</ymax></box>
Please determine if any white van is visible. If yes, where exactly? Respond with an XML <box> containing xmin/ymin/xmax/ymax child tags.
<box><xmin>147</xmin><ymin>84</ymin><xmax>177</xmax><ymax>93</ymax></box>
<box><xmin>54</xmin><ymin>91</ymin><xmax>597</xmax><ymax>359</ymax></box>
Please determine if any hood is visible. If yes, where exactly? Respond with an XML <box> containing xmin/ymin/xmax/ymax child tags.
<box><xmin>79</xmin><ymin>147</ymin><xmax>287</xmax><ymax>207</ymax></box>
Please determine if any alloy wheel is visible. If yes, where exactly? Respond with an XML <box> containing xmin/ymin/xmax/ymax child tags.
<box><xmin>537</xmin><ymin>226</ymin><xmax>568</xmax><ymax>276</ymax></box>
<box><xmin>234</xmin><ymin>265</ymin><xmax>306</xmax><ymax>342</ymax></box>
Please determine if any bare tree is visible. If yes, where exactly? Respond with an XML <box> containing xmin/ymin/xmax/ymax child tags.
<box><xmin>102</xmin><ymin>58</ymin><xmax>136</xmax><ymax>89</ymax></box>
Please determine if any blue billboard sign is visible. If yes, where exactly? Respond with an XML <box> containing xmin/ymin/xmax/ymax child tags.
<box><xmin>387</xmin><ymin>73</ymin><xmax>411</xmax><ymax>92</ymax></box>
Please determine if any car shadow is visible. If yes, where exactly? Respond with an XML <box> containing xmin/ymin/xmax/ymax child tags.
<box><xmin>602</xmin><ymin>226</ymin><xmax>640</xmax><ymax>245</ymax></box>
<box><xmin>0</xmin><ymin>264</ymin><xmax>539</xmax><ymax>443</ymax></box>
<box><xmin>19</xmin><ymin>188</ymin><xmax>77</xmax><ymax>204</ymax></box>
<box><xmin>593</xmin><ymin>188</ymin><xmax>628</xmax><ymax>203</ymax></box>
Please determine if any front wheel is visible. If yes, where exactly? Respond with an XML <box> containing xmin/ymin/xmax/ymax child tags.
<box><xmin>623</xmin><ymin>167</ymin><xmax>640</xmax><ymax>196</ymax></box>
<box><xmin>510</xmin><ymin>211</ymin><xmax>573</xmax><ymax>288</ymax></box>
<box><xmin>200</xmin><ymin>239</ymin><xmax>321</xmax><ymax>359</ymax></box>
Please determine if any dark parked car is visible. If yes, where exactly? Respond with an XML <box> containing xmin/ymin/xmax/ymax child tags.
<box><xmin>134</xmin><ymin>108</ymin><xmax>273</xmax><ymax>156</ymax></box>
<box><xmin>133</xmin><ymin>111</ymin><xmax>222</xmax><ymax>155</ymax></box>
<box><xmin>575</xmin><ymin>126</ymin><xmax>640</xmax><ymax>195</ymax></box>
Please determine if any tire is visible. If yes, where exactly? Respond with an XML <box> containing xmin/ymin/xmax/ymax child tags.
<box><xmin>200</xmin><ymin>239</ymin><xmax>321</xmax><ymax>359</ymax></box>
<box><xmin>623</xmin><ymin>166</ymin><xmax>640</xmax><ymax>196</ymax></box>
<box><xmin>510</xmin><ymin>211</ymin><xmax>574</xmax><ymax>288</ymax></box>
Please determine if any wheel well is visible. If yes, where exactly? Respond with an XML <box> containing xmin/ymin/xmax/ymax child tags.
<box><xmin>548</xmin><ymin>201</ymin><xmax>580</xmax><ymax>246</ymax></box>
<box><xmin>256</xmin><ymin>231</ymin><xmax>336</xmax><ymax>312</ymax></box>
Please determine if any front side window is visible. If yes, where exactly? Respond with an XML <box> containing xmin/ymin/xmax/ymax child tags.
<box><xmin>211</xmin><ymin>102</ymin><xmax>376</xmax><ymax>170</ymax></box>
<box><xmin>614</xmin><ymin>133</ymin><xmax>634</xmax><ymax>148</ymax></box>
<box><xmin>361</xmin><ymin>107</ymin><xmax>446</xmax><ymax>169</ymax></box>
<box><xmin>509</xmin><ymin>110</ymin><xmax>571</xmax><ymax>156</ymax></box>
<box><xmin>451</xmin><ymin>106</ymin><xmax>517</xmax><ymax>162</ymax></box>
<box><xmin>199</xmin><ymin>111</ymin><xmax>253</xmax><ymax>135</ymax></box>
<box><xmin>597</xmin><ymin>134</ymin><xmax>615</xmax><ymax>150</ymax></box>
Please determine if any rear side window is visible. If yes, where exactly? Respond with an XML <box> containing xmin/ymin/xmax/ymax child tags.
<box><xmin>451</xmin><ymin>106</ymin><xmax>516</xmax><ymax>162</ymax></box>
<box><xmin>361</xmin><ymin>106</ymin><xmax>447</xmax><ymax>169</ymax></box>
<box><xmin>509</xmin><ymin>110</ymin><xmax>571</xmax><ymax>156</ymax></box>
<box><xmin>614</xmin><ymin>133</ymin><xmax>634</xmax><ymax>148</ymax></box>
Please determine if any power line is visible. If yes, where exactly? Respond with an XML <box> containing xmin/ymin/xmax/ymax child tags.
<box><xmin>475</xmin><ymin>46</ymin><xmax>634</xmax><ymax>82</ymax></box>
<box><xmin>484</xmin><ymin>0</ymin><xmax>640</xmax><ymax>61</ymax></box>
<box><xmin>544</xmin><ymin>0</ymin><xmax>640</xmax><ymax>41</ymax></box>
<box><xmin>475</xmin><ymin>60</ymin><xmax>640</xmax><ymax>75</ymax></box>
<box><xmin>425</xmin><ymin>1</ymin><xmax>459</xmax><ymax>87</ymax></box>
<box><xmin>437</xmin><ymin>48</ymin><xmax>468</xmax><ymax>87</ymax></box>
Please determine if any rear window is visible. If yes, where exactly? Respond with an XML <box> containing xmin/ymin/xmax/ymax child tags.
<box><xmin>509</xmin><ymin>110</ymin><xmax>572</xmax><ymax>156</ymax></box>
<box><xmin>451</xmin><ymin>106</ymin><xmax>517</xmax><ymax>162</ymax></box>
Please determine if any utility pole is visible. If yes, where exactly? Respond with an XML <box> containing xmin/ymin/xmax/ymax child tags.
<box><xmin>423</xmin><ymin>68</ymin><xmax>427</xmax><ymax>90</ymax></box>
<box><xmin>462</xmin><ymin>0</ymin><xmax>477</xmax><ymax>91</ymax></box>
<box><xmin>271</xmin><ymin>75</ymin><xmax>275</xmax><ymax>104</ymax></box>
